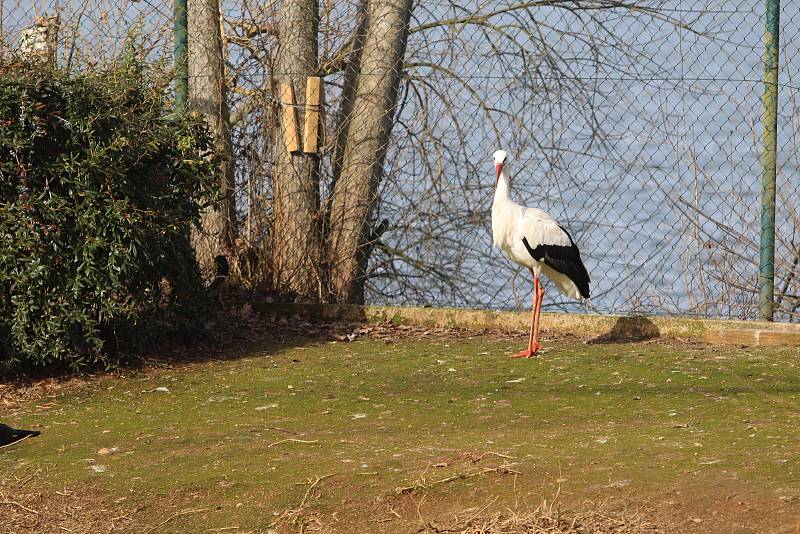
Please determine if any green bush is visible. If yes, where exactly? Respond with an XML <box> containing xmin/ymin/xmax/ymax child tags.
<box><xmin>0</xmin><ymin>58</ymin><xmax>220</xmax><ymax>374</ymax></box>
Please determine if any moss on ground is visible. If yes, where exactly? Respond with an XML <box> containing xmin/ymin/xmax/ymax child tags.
<box><xmin>2</xmin><ymin>336</ymin><xmax>800</xmax><ymax>532</ymax></box>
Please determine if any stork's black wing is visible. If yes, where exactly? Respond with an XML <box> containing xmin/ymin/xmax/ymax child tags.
<box><xmin>522</xmin><ymin>226</ymin><xmax>590</xmax><ymax>298</ymax></box>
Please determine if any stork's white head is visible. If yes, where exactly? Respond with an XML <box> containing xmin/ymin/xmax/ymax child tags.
<box><xmin>493</xmin><ymin>150</ymin><xmax>508</xmax><ymax>187</ymax></box>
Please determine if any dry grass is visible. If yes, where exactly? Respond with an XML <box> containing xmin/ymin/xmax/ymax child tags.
<box><xmin>420</xmin><ymin>502</ymin><xmax>664</xmax><ymax>533</ymax></box>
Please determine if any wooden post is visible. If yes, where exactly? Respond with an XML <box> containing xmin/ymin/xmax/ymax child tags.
<box><xmin>280</xmin><ymin>82</ymin><xmax>300</xmax><ymax>154</ymax></box>
<box><xmin>303</xmin><ymin>76</ymin><xmax>321</xmax><ymax>153</ymax></box>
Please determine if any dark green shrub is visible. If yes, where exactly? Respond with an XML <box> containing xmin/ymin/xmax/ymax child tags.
<box><xmin>0</xmin><ymin>58</ymin><xmax>220</xmax><ymax>374</ymax></box>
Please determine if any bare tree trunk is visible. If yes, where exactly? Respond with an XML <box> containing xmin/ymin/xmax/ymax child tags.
<box><xmin>329</xmin><ymin>4</ymin><xmax>368</xmax><ymax>187</ymax></box>
<box><xmin>326</xmin><ymin>0</ymin><xmax>412</xmax><ymax>303</ymax></box>
<box><xmin>270</xmin><ymin>0</ymin><xmax>322</xmax><ymax>300</ymax></box>
<box><xmin>188</xmin><ymin>0</ymin><xmax>235</xmax><ymax>267</ymax></box>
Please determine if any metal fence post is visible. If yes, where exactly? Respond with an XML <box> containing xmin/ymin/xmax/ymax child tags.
<box><xmin>174</xmin><ymin>0</ymin><xmax>189</xmax><ymax>113</ymax></box>
<box><xmin>759</xmin><ymin>0</ymin><xmax>780</xmax><ymax>321</ymax></box>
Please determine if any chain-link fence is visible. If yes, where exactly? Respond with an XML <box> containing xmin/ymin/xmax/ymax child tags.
<box><xmin>1</xmin><ymin>0</ymin><xmax>172</xmax><ymax>66</ymax></box>
<box><xmin>3</xmin><ymin>1</ymin><xmax>799</xmax><ymax>321</ymax></box>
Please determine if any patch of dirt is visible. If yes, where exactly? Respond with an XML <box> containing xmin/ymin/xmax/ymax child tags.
<box><xmin>0</xmin><ymin>486</ymin><xmax>139</xmax><ymax>534</ymax></box>
<box><xmin>0</xmin><ymin>485</ymin><xmax>231</xmax><ymax>534</ymax></box>
<box><xmin>650</xmin><ymin>487</ymin><xmax>800</xmax><ymax>534</ymax></box>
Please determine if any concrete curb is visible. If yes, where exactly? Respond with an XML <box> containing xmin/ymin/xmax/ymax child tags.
<box><xmin>248</xmin><ymin>302</ymin><xmax>800</xmax><ymax>347</ymax></box>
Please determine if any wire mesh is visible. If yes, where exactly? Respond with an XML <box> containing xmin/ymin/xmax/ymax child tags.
<box><xmin>2</xmin><ymin>0</ymin><xmax>798</xmax><ymax>321</ymax></box>
<box><xmin>1</xmin><ymin>0</ymin><xmax>173</xmax><ymax>67</ymax></box>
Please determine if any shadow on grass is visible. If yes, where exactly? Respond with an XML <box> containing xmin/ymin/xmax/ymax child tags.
<box><xmin>0</xmin><ymin>305</ymin><xmax>368</xmax><ymax>384</ymax></box>
<box><xmin>118</xmin><ymin>306</ymin><xmax>371</xmax><ymax>373</ymax></box>
<box><xmin>588</xmin><ymin>315</ymin><xmax>660</xmax><ymax>344</ymax></box>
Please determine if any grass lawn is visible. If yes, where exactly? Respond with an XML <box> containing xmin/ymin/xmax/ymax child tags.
<box><xmin>2</xmin><ymin>325</ymin><xmax>800</xmax><ymax>533</ymax></box>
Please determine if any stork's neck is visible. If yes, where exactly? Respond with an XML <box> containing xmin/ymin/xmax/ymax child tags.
<box><xmin>493</xmin><ymin>166</ymin><xmax>512</xmax><ymax>207</ymax></box>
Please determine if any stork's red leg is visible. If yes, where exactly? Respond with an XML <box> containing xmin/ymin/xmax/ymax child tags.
<box><xmin>531</xmin><ymin>279</ymin><xmax>545</xmax><ymax>351</ymax></box>
<box><xmin>512</xmin><ymin>270</ymin><xmax>541</xmax><ymax>359</ymax></box>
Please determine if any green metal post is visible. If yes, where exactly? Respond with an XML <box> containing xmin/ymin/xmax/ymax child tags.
<box><xmin>174</xmin><ymin>0</ymin><xmax>189</xmax><ymax>113</ymax></box>
<box><xmin>759</xmin><ymin>0</ymin><xmax>780</xmax><ymax>321</ymax></box>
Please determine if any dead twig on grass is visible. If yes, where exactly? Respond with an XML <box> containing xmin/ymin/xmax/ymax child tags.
<box><xmin>265</xmin><ymin>426</ymin><xmax>300</xmax><ymax>435</ymax></box>
<box><xmin>0</xmin><ymin>495</ymin><xmax>39</xmax><ymax>515</ymax></box>
<box><xmin>298</xmin><ymin>474</ymin><xmax>333</xmax><ymax>511</ymax></box>
<box><xmin>109</xmin><ymin>511</ymin><xmax>134</xmax><ymax>534</ymax></box>
<box><xmin>376</xmin><ymin>507</ymin><xmax>404</xmax><ymax>524</ymax></box>
<box><xmin>465</xmin><ymin>451</ymin><xmax>515</xmax><ymax>464</ymax></box>
<box><xmin>270</xmin><ymin>474</ymin><xmax>335</xmax><ymax>528</ymax></box>
<box><xmin>415</xmin><ymin>495</ymin><xmax>428</xmax><ymax>531</ymax></box>
<box><xmin>144</xmin><ymin>508</ymin><xmax>209</xmax><ymax>534</ymax></box>
<box><xmin>266</xmin><ymin>438</ymin><xmax>319</xmax><ymax>448</ymax></box>
<box><xmin>458</xmin><ymin>496</ymin><xmax>500</xmax><ymax>527</ymax></box>
<box><xmin>16</xmin><ymin>469</ymin><xmax>41</xmax><ymax>488</ymax></box>
<box><xmin>433</xmin><ymin>451</ymin><xmax>517</xmax><ymax>469</ymax></box>
<box><xmin>397</xmin><ymin>464</ymin><xmax>522</xmax><ymax>495</ymax></box>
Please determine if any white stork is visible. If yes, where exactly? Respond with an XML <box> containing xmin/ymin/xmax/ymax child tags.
<box><xmin>491</xmin><ymin>150</ymin><xmax>590</xmax><ymax>358</ymax></box>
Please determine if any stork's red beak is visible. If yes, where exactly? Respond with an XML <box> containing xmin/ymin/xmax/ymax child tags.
<box><xmin>495</xmin><ymin>163</ymin><xmax>503</xmax><ymax>187</ymax></box>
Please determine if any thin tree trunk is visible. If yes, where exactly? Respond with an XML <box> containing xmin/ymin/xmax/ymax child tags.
<box><xmin>188</xmin><ymin>0</ymin><xmax>235</xmax><ymax>267</ymax></box>
<box><xmin>326</xmin><ymin>0</ymin><xmax>412</xmax><ymax>303</ymax></box>
<box><xmin>330</xmin><ymin>3</ymin><xmax>368</xmax><ymax>187</ymax></box>
<box><xmin>270</xmin><ymin>0</ymin><xmax>322</xmax><ymax>300</ymax></box>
